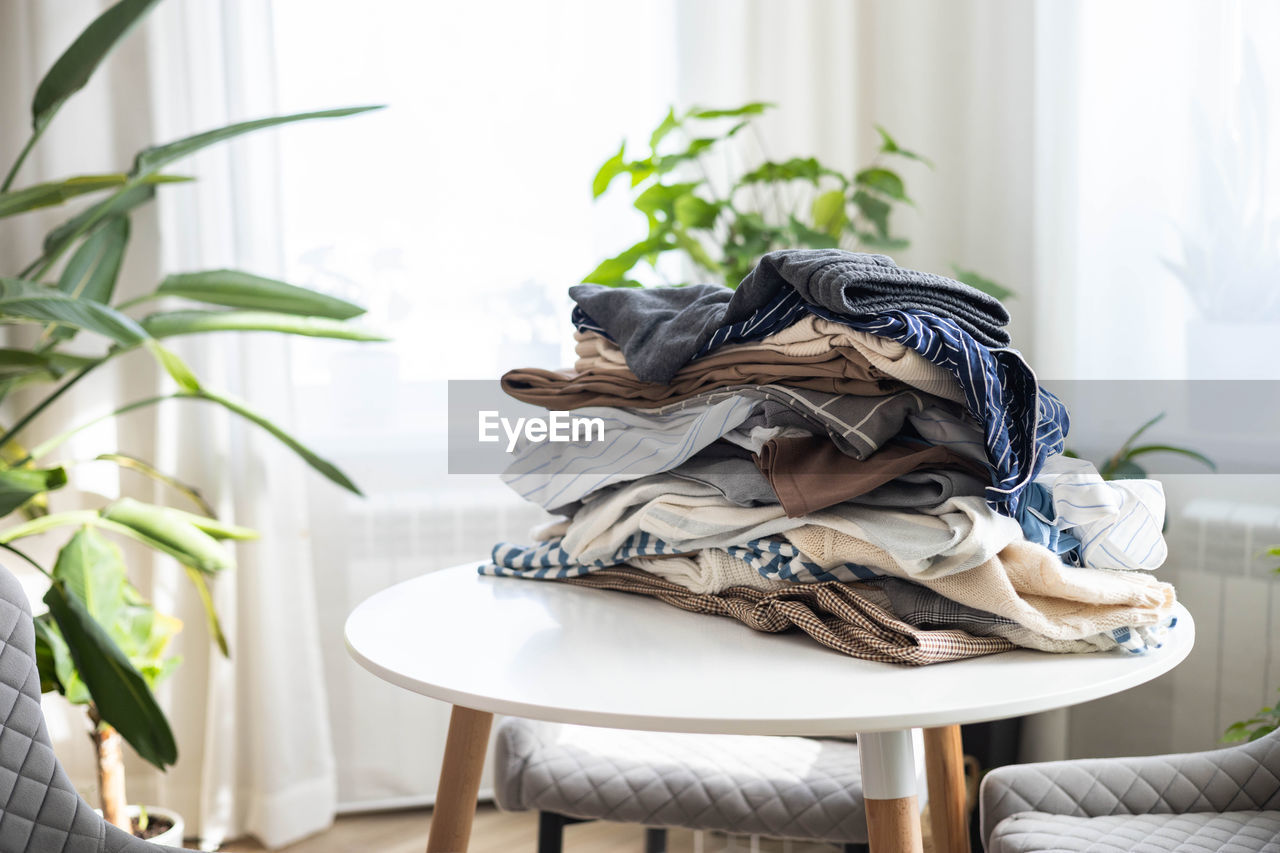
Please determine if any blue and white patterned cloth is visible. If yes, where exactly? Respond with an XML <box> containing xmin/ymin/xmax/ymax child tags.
<box><xmin>1021</xmin><ymin>454</ymin><xmax>1168</xmax><ymax>571</ymax></box>
<box><xmin>480</xmin><ymin>538</ymin><xmax>1170</xmax><ymax>653</ymax></box>
<box><xmin>575</xmin><ymin>295</ymin><xmax>1068</xmax><ymax>519</ymax></box>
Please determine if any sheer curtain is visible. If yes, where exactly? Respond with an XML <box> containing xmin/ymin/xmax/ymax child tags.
<box><xmin>266</xmin><ymin>0</ymin><xmax>682</xmax><ymax>811</ymax></box>
<box><xmin>2</xmin><ymin>1</ymin><xmax>338</xmax><ymax>848</ymax></box>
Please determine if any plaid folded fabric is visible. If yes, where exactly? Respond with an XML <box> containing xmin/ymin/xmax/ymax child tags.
<box><xmin>483</xmin><ymin>537</ymin><xmax>1172</xmax><ymax>654</ymax></box>
<box><xmin>561</xmin><ymin>566</ymin><xmax>1014</xmax><ymax>666</ymax></box>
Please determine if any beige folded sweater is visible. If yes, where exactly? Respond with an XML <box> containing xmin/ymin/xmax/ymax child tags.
<box><xmin>784</xmin><ymin>525</ymin><xmax>1176</xmax><ymax>641</ymax></box>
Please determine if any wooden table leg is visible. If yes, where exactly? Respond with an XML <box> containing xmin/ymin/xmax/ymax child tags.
<box><xmin>923</xmin><ymin>725</ymin><xmax>971</xmax><ymax>853</ymax></box>
<box><xmin>857</xmin><ymin>730</ymin><xmax>923</xmax><ymax>853</ymax></box>
<box><xmin>427</xmin><ymin>705</ymin><xmax>494</xmax><ymax>853</ymax></box>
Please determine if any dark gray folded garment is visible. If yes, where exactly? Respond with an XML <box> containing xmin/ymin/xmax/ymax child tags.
<box><xmin>570</xmin><ymin>249</ymin><xmax>1010</xmax><ymax>383</ymax></box>
<box><xmin>746</xmin><ymin>250</ymin><xmax>1010</xmax><ymax>348</ymax></box>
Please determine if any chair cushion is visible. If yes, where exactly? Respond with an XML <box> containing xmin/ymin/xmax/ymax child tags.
<box><xmin>493</xmin><ymin>718</ymin><xmax>914</xmax><ymax>844</ymax></box>
<box><xmin>0</xmin><ymin>568</ymin><xmax>179</xmax><ymax>852</ymax></box>
<box><xmin>988</xmin><ymin>809</ymin><xmax>1280</xmax><ymax>853</ymax></box>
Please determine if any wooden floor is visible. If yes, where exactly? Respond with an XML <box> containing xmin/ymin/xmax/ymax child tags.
<box><xmin>221</xmin><ymin>803</ymin><xmax>936</xmax><ymax>853</ymax></box>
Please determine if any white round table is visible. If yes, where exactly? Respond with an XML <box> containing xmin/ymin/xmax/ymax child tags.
<box><xmin>346</xmin><ymin>563</ymin><xmax>1195</xmax><ymax>853</ymax></box>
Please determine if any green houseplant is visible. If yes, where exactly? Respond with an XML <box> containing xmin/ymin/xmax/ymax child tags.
<box><xmin>586</xmin><ymin>101</ymin><xmax>1010</xmax><ymax>298</ymax></box>
<box><xmin>1224</xmin><ymin>550</ymin><xmax>1280</xmax><ymax>744</ymax></box>
<box><xmin>0</xmin><ymin>0</ymin><xmax>382</xmax><ymax>839</ymax></box>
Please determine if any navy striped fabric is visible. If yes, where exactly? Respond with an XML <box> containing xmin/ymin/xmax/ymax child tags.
<box><xmin>575</xmin><ymin>294</ymin><xmax>1069</xmax><ymax>518</ymax></box>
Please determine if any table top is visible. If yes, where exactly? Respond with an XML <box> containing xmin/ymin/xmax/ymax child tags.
<box><xmin>345</xmin><ymin>563</ymin><xmax>1195</xmax><ymax>735</ymax></box>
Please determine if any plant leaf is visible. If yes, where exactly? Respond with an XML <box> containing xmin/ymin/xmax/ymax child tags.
<box><xmin>855</xmin><ymin>167</ymin><xmax>910</xmax><ymax>202</ymax></box>
<box><xmin>874</xmin><ymin>125</ymin><xmax>934</xmax><ymax>167</ymax></box>
<box><xmin>0</xmin><ymin>174</ymin><xmax>184</xmax><ymax>219</ymax></box>
<box><xmin>852</xmin><ymin>189</ymin><xmax>892</xmax><ymax>237</ymax></box>
<box><xmin>142</xmin><ymin>310</ymin><xmax>386</xmax><ymax>341</ymax></box>
<box><xmin>0</xmin><ymin>466</ymin><xmax>67</xmax><ymax>518</ymax></box>
<box><xmin>48</xmin><ymin>216</ymin><xmax>130</xmax><ymax>344</ymax></box>
<box><xmin>740</xmin><ymin>157</ymin><xmax>835</xmax><ymax>186</ymax></box>
<box><xmin>951</xmin><ymin>265</ymin><xmax>1015</xmax><ymax>301</ymax></box>
<box><xmin>183</xmin><ymin>566</ymin><xmax>228</xmax><ymax>657</ymax></box>
<box><xmin>1114</xmin><ymin>412</ymin><xmax>1167</xmax><ymax>460</ymax></box>
<box><xmin>96</xmin><ymin>453</ymin><xmax>215</xmax><ymax>516</ymax></box>
<box><xmin>0</xmin><ymin>349</ymin><xmax>95</xmax><ymax>379</ymax></box>
<box><xmin>854</xmin><ymin>232</ymin><xmax>911</xmax><ymax>252</ymax></box>
<box><xmin>144</xmin><ymin>340</ymin><xmax>201</xmax><ymax>392</ymax></box>
<box><xmin>165</xmin><ymin>508</ymin><xmax>257</xmax><ymax>541</ymax></box>
<box><xmin>1104</xmin><ymin>459</ymin><xmax>1148</xmax><ymax>480</ymax></box>
<box><xmin>33</xmin><ymin>616</ymin><xmax>72</xmax><ymax>696</ymax></box>
<box><xmin>687</xmin><ymin>102</ymin><xmax>773</xmax><ymax>119</ymax></box>
<box><xmin>31</xmin><ymin>0</ymin><xmax>162</xmax><ymax>133</ymax></box>
<box><xmin>649</xmin><ymin>108</ymin><xmax>679</xmax><ymax>151</ymax></box>
<box><xmin>633</xmin><ymin>182</ymin><xmax>701</xmax><ymax>219</ymax></box>
<box><xmin>1123</xmin><ymin>444</ymin><xmax>1217</xmax><ymax>471</ymax></box>
<box><xmin>786</xmin><ymin>215</ymin><xmax>840</xmax><ymax>250</ymax></box>
<box><xmin>52</xmin><ymin>527</ymin><xmax>127</xmax><ymax>631</ymax></box>
<box><xmin>100</xmin><ymin>498</ymin><xmax>234</xmax><ymax>573</ymax></box>
<box><xmin>811</xmin><ymin>189</ymin><xmax>849</xmax><ymax>237</ymax></box>
<box><xmin>42</xmin><ymin>183</ymin><xmax>155</xmax><ymax>257</ymax></box>
<box><xmin>0</xmin><ymin>510</ymin><xmax>100</xmax><ymax>543</ymax></box>
<box><xmin>673</xmin><ymin>195</ymin><xmax>720</xmax><ymax>229</ymax></box>
<box><xmin>0</xmin><ymin>278</ymin><xmax>148</xmax><ymax>346</ymax></box>
<box><xmin>131</xmin><ymin>106</ymin><xmax>384</xmax><ymax>178</ymax></box>
<box><xmin>43</xmin><ymin>579</ymin><xmax>176</xmax><ymax>769</ymax></box>
<box><xmin>153</xmin><ymin>270</ymin><xmax>366</xmax><ymax>319</ymax></box>
<box><xmin>592</xmin><ymin>141</ymin><xmax>627</xmax><ymax>199</ymax></box>
<box><xmin>183</xmin><ymin>389</ymin><xmax>363</xmax><ymax>495</ymax></box>
<box><xmin>582</xmin><ymin>236</ymin><xmax>675</xmax><ymax>285</ymax></box>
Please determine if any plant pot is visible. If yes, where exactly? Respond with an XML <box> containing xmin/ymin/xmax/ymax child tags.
<box><xmin>97</xmin><ymin>805</ymin><xmax>185</xmax><ymax>846</ymax></box>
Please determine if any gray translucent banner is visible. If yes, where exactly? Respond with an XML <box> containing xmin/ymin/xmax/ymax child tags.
<box><xmin>448</xmin><ymin>379</ymin><xmax>1280</xmax><ymax>476</ymax></box>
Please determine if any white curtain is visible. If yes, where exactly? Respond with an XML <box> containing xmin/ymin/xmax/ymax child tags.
<box><xmin>1</xmin><ymin>1</ymin><xmax>337</xmax><ymax>848</ymax></box>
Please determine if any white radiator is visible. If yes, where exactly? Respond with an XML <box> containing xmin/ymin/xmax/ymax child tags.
<box><xmin>1068</xmin><ymin>494</ymin><xmax>1280</xmax><ymax>758</ymax></box>
<box><xmin>309</xmin><ymin>479</ymin><xmax>549</xmax><ymax>809</ymax></box>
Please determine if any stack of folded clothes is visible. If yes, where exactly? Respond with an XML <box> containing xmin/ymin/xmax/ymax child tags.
<box><xmin>483</xmin><ymin>250</ymin><xmax>1177</xmax><ymax>665</ymax></box>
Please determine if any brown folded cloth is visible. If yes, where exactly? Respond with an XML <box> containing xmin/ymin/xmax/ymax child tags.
<box><xmin>563</xmin><ymin>567</ymin><xmax>1013</xmax><ymax>665</ymax></box>
<box><xmin>755</xmin><ymin>437</ymin><xmax>990</xmax><ymax>517</ymax></box>
<box><xmin>502</xmin><ymin>345</ymin><xmax>904</xmax><ymax>410</ymax></box>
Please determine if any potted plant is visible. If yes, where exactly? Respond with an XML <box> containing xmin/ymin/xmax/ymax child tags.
<box><xmin>0</xmin><ymin>0</ymin><xmax>382</xmax><ymax>843</ymax></box>
<box><xmin>586</xmin><ymin>101</ymin><xmax>1010</xmax><ymax>297</ymax></box>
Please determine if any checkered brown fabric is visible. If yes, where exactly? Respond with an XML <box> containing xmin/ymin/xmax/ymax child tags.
<box><xmin>563</xmin><ymin>567</ymin><xmax>1014</xmax><ymax>665</ymax></box>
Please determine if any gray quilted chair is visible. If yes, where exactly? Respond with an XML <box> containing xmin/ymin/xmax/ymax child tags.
<box><xmin>494</xmin><ymin>717</ymin><xmax>928</xmax><ymax>852</ymax></box>
<box><xmin>980</xmin><ymin>727</ymin><xmax>1280</xmax><ymax>852</ymax></box>
<box><xmin>0</xmin><ymin>566</ymin><xmax>181</xmax><ymax>852</ymax></box>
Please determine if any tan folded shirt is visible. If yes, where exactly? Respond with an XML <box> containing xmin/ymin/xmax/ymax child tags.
<box><xmin>756</xmin><ymin>437</ymin><xmax>990</xmax><ymax>517</ymax></box>
<box><xmin>562</xmin><ymin>566</ymin><xmax>1013</xmax><ymax>665</ymax></box>
<box><xmin>503</xmin><ymin>345</ymin><xmax>903</xmax><ymax>409</ymax></box>
<box><xmin>575</xmin><ymin>313</ymin><xmax>965</xmax><ymax>403</ymax></box>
